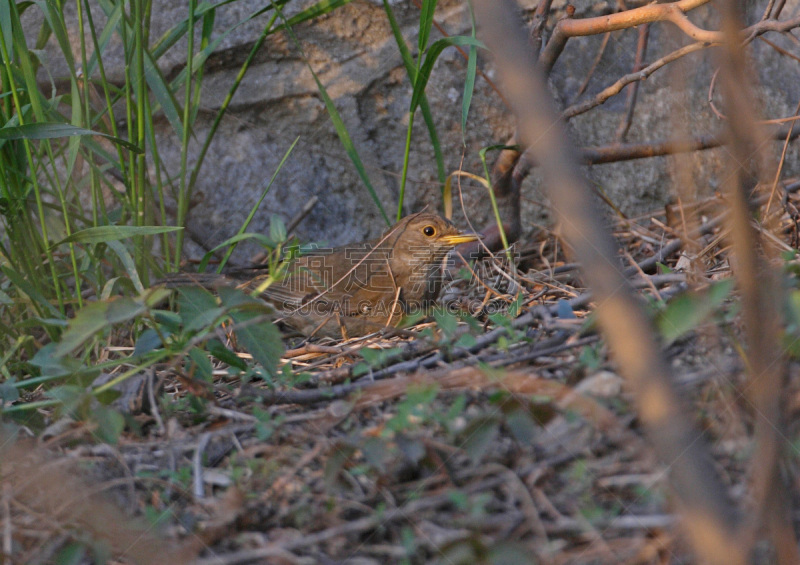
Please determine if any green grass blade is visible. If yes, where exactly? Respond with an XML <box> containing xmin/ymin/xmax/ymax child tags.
<box><xmin>276</xmin><ymin>6</ymin><xmax>389</xmax><ymax>225</ymax></box>
<box><xmin>1</xmin><ymin>266</ymin><xmax>60</xmax><ymax>318</ymax></box>
<box><xmin>52</xmin><ymin>225</ymin><xmax>183</xmax><ymax>247</ymax></box>
<box><xmin>85</xmin><ymin>2</ymin><xmax>122</xmax><ymax>77</ymax></box>
<box><xmin>411</xmin><ymin>36</ymin><xmax>484</xmax><ymax>114</ymax></box>
<box><xmin>151</xmin><ymin>0</ymin><xmax>238</xmax><ymax>58</ymax></box>
<box><xmin>0</xmin><ymin>122</ymin><xmax>142</xmax><ymax>152</ymax></box>
<box><xmin>175</xmin><ymin>0</ymin><xmax>197</xmax><ymax>266</ymax></box>
<box><xmin>479</xmin><ymin>144</ymin><xmax>513</xmax><ymax>257</ymax></box>
<box><xmin>418</xmin><ymin>0</ymin><xmax>438</xmax><ymax>54</ymax></box>
<box><xmin>33</xmin><ymin>0</ymin><xmax>75</xmax><ymax>74</ymax></box>
<box><xmin>398</xmin><ymin>35</ymin><xmax>483</xmax><ymax>219</ymax></box>
<box><xmin>184</xmin><ymin>12</ymin><xmax>280</xmax><ymax>248</ymax></box>
<box><xmin>382</xmin><ymin>0</ymin><xmax>444</xmax><ymax>185</ymax></box>
<box><xmin>284</xmin><ymin>0</ymin><xmax>353</xmax><ymax>27</ymax></box>
<box><xmin>218</xmin><ymin>136</ymin><xmax>300</xmax><ymax>272</ymax></box>
<box><xmin>462</xmin><ymin>1</ymin><xmax>478</xmax><ymax>143</ymax></box>
<box><xmin>142</xmin><ymin>48</ymin><xmax>184</xmax><ymax>140</ymax></box>
<box><xmin>106</xmin><ymin>240</ymin><xmax>145</xmax><ymax>293</ymax></box>
<box><xmin>0</xmin><ymin>0</ymin><xmax>11</xmax><ymax>59</ymax></box>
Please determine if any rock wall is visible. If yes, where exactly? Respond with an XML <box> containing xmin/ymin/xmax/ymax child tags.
<box><xmin>26</xmin><ymin>0</ymin><xmax>800</xmax><ymax>262</ymax></box>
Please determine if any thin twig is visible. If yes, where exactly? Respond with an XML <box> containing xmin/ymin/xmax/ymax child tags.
<box><xmin>615</xmin><ymin>23</ymin><xmax>649</xmax><ymax>140</ymax></box>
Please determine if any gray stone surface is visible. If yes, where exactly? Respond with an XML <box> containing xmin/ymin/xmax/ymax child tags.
<box><xmin>25</xmin><ymin>0</ymin><xmax>800</xmax><ymax>262</ymax></box>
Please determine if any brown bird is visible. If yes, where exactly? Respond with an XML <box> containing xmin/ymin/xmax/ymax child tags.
<box><xmin>163</xmin><ymin>213</ymin><xmax>481</xmax><ymax>338</ymax></box>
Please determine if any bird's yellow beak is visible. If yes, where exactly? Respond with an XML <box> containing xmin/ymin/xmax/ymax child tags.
<box><xmin>439</xmin><ymin>232</ymin><xmax>483</xmax><ymax>246</ymax></box>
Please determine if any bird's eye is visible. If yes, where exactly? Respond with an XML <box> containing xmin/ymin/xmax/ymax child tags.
<box><xmin>423</xmin><ymin>225</ymin><xmax>436</xmax><ymax>237</ymax></box>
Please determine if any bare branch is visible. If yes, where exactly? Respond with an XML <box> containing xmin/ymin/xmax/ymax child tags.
<box><xmin>563</xmin><ymin>41</ymin><xmax>707</xmax><ymax>119</ymax></box>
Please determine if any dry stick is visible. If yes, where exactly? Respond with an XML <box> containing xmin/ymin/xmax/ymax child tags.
<box><xmin>540</xmin><ymin>0</ymin><xmax>800</xmax><ymax>74</ymax></box>
<box><xmin>540</xmin><ymin>0</ymin><xmax>711</xmax><ymax>73</ymax></box>
<box><xmin>716</xmin><ymin>1</ymin><xmax>798</xmax><ymax>561</ymax></box>
<box><xmin>515</xmin><ymin>2</ymin><xmax>800</xmax><ymax>196</ymax></box>
<box><xmin>531</xmin><ymin>0</ymin><xmax>554</xmax><ymax>56</ymax></box>
<box><xmin>760</xmin><ymin>0</ymin><xmax>777</xmax><ymax>21</ymax></box>
<box><xmin>555</xmin><ymin>178</ymin><xmax>800</xmax><ymax>281</ymax></box>
<box><xmin>772</xmin><ymin>0</ymin><xmax>787</xmax><ymax>19</ymax></box>
<box><xmin>249</xmin><ymin>331</ymin><xmax>587</xmax><ymax>406</ymax></box>
<box><xmin>194</xmin><ymin>473</ymin><xmax>512</xmax><ymax>565</ymax></box>
<box><xmin>509</xmin><ymin>126</ymin><xmax>800</xmax><ymax>183</ymax></box>
<box><xmin>486</xmin><ymin>0</ymin><xmax>553</xmax><ymax>236</ymax></box>
<box><xmin>2</xmin><ymin>484</ymin><xmax>10</xmax><ymax>560</ymax></box>
<box><xmin>2</xmin><ymin>435</ymin><xmax>195</xmax><ymax>564</ymax></box>
<box><xmin>573</xmin><ymin>31</ymin><xmax>613</xmax><ymax>101</ymax></box>
<box><xmin>764</xmin><ymin>98</ymin><xmax>800</xmax><ymax>216</ymax></box>
<box><xmin>507</xmin><ymin>1</ymin><xmax>707</xmax><ymax>214</ymax></box>
<box><xmin>759</xmin><ymin>35</ymin><xmax>800</xmax><ymax>64</ymax></box>
<box><xmin>665</xmin><ymin>45</ymin><xmax>708</xmax><ymax>276</ymax></box>
<box><xmin>285</xmin><ymin>195</ymin><xmax>319</xmax><ymax>236</ymax></box>
<box><xmin>564</xmin><ymin>41</ymin><xmax>708</xmax><ymax>119</ymax></box>
<box><xmin>581</xmin><ymin>127</ymin><xmax>800</xmax><ymax>163</ymax></box>
<box><xmin>615</xmin><ymin>23</ymin><xmax>650</xmax><ymax>141</ymax></box>
<box><xmin>474</xmin><ymin>2</ymin><xmax>743</xmax><ymax>565</ymax></box>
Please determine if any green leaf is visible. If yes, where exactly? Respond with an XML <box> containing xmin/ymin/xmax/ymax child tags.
<box><xmin>283</xmin><ymin>0</ymin><xmax>354</xmax><ymax>29</ymax></box>
<box><xmin>323</xmin><ymin>442</ymin><xmax>356</xmax><ymax>492</ymax></box>
<box><xmin>53</xmin><ymin>291</ymin><xmax>168</xmax><ymax>357</ymax></box>
<box><xmin>578</xmin><ymin>345</ymin><xmax>601</xmax><ymax>370</ymax></box>
<box><xmin>91</xmin><ymin>404</ymin><xmax>125</xmax><ymax>444</ymax></box>
<box><xmin>0</xmin><ymin>0</ymin><xmax>12</xmax><ymax>61</ymax></box>
<box><xmin>1</xmin><ymin>266</ymin><xmax>60</xmax><ymax>318</ymax></box>
<box><xmin>33</xmin><ymin>0</ymin><xmax>75</xmax><ymax>72</ymax></box>
<box><xmin>198</xmin><ymin>232</ymin><xmax>275</xmax><ymax>272</ymax></box>
<box><xmin>105</xmin><ymin>240</ymin><xmax>145</xmax><ymax>293</ymax></box>
<box><xmin>51</xmin><ymin>225</ymin><xmax>182</xmax><ymax>247</ymax></box>
<box><xmin>207</xmin><ymin>338</ymin><xmax>247</xmax><ymax>370</ymax></box>
<box><xmin>433</xmin><ymin>307</ymin><xmax>458</xmax><ymax>340</ymax></box>
<box><xmin>657</xmin><ymin>279</ymin><xmax>734</xmax><ymax>345</ymax></box>
<box><xmin>31</xmin><ymin>343</ymin><xmax>82</xmax><ymax>378</ymax></box>
<box><xmin>0</xmin><ymin>122</ymin><xmax>142</xmax><ymax>152</ymax></box>
<box><xmin>143</xmin><ymin>47</ymin><xmax>185</xmax><ymax>140</ymax></box>
<box><xmin>217</xmin><ymin>136</ymin><xmax>299</xmax><ymax>271</ymax></box>
<box><xmin>453</xmin><ymin>332</ymin><xmax>476</xmax><ymax>349</ymax></box>
<box><xmin>217</xmin><ymin>286</ymin><xmax>260</xmax><ymax>310</ymax></box>
<box><xmin>219</xmin><ymin>287</ymin><xmax>283</xmax><ymax>376</ymax></box>
<box><xmin>133</xmin><ymin>328</ymin><xmax>162</xmax><ymax>357</ymax></box>
<box><xmin>85</xmin><ymin>1</ymin><xmax>123</xmax><ymax>77</ymax></box>
<box><xmin>153</xmin><ymin>310</ymin><xmax>182</xmax><ymax>334</ymax></box>
<box><xmin>417</xmin><ymin>0</ymin><xmax>438</xmax><ymax>54</ymax></box>
<box><xmin>269</xmin><ymin>214</ymin><xmax>287</xmax><ymax>244</ymax></box>
<box><xmin>46</xmin><ymin>385</ymin><xmax>89</xmax><ymax>417</ymax></box>
<box><xmin>359</xmin><ymin>346</ymin><xmax>402</xmax><ymax>368</ymax></box>
<box><xmin>54</xmin><ymin>298</ymin><xmax>145</xmax><ymax>356</ymax></box>
<box><xmin>188</xmin><ymin>347</ymin><xmax>213</xmax><ymax>382</ymax></box>
<box><xmin>175</xmin><ymin>286</ymin><xmax>220</xmax><ymax>331</ymax></box>
<box><xmin>0</xmin><ymin>378</ymin><xmax>20</xmax><ymax>404</ymax></box>
<box><xmin>504</xmin><ymin>406</ymin><xmax>538</xmax><ymax>444</ymax></box>
<box><xmin>53</xmin><ymin>542</ymin><xmax>87</xmax><ymax>565</ymax></box>
<box><xmin>460</xmin><ymin>416</ymin><xmax>500</xmax><ymax>463</ymax></box>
